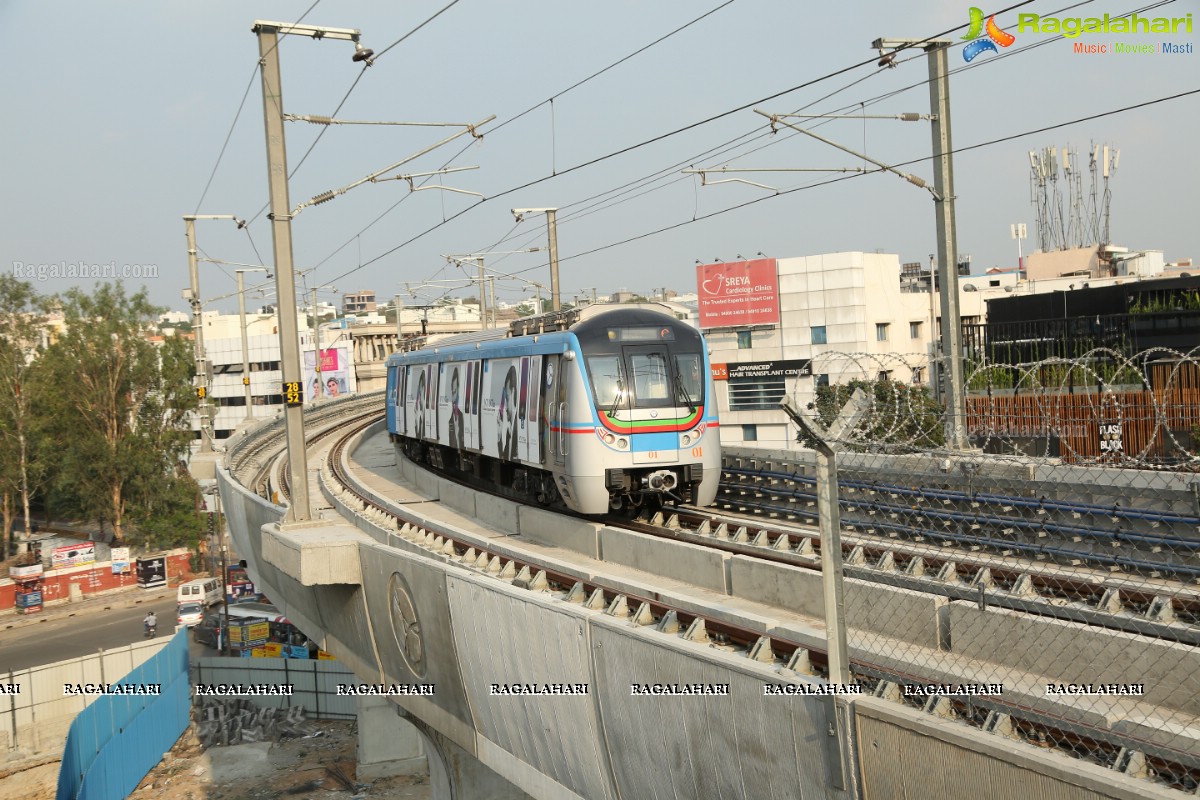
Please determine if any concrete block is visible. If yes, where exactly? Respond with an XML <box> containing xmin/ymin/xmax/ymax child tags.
<box><xmin>261</xmin><ymin>522</ymin><xmax>368</xmax><ymax>586</ymax></box>
<box><xmin>356</xmin><ymin>695</ymin><xmax>428</xmax><ymax>779</ymax></box>
<box><xmin>729</xmin><ymin>555</ymin><xmax>948</xmax><ymax>650</ymax></box>
<box><xmin>474</xmin><ymin>493</ymin><xmax>520</xmax><ymax>535</ymax></box>
<box><xmin>949</xmin><ymin>602</ymin><xmax>1200</xmax><ymax>715</ymax></box>
<box><xmin>598</xmin><ymin>526</ymin><xmax>730</xmax><ymax>594</ymax></box>
<box><xmin>517</xmin><ymin>505</ymin><xmax>601</xmax><ymax>558</ymax></box>
<box><xmin>414</xmin><ymin>467</ymin><xmax>442</xmax><ymax>500</ymax></box>
<box><xmin>438</xmin><ymin>477</ymin><xmax>477</xmax><ymax>518</ymax></box>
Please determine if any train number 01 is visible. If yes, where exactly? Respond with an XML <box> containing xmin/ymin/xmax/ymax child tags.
<box><xmin>691</xmin><ymin>446</ymin><xmax>703</xmax><ymax>457</ymax></box>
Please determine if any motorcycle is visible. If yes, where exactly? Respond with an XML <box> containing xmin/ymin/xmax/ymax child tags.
<box><xmin>144</xmin><ymin>620</ymin><xmax>157</xmax><ymax>639</ymax></box>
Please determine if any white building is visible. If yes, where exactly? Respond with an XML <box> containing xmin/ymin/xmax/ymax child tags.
<box><xmin>702</xmin><ymin>252</ymin><xmax>976</xmax><ymax>451</ymax></box>
<box><xmin>187</xmin><ymin>309</ymin><xmax>362</xmax><ymax>443</ymax></box>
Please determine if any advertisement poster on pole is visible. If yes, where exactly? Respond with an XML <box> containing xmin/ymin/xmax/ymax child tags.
<box><xmin>111</xmin><ymin>547</ymin><xmax>131</xmax><ymax>575</ymax></box>
<box><xmin>302</xmin><ymin>346</ymin><xmax>357</xmax><ymax>401</ymax></box>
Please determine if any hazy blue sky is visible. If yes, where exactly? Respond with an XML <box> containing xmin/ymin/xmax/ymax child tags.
<box><xmin>2</xmin><ymin>0</ymin><xmax>1196</xmax><ymax>315</ymax></box>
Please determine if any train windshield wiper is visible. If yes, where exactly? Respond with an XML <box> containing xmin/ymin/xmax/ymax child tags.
<box><xmin>609</xmin><ymin>380</ymin><xmax>625</xmax><ymax>419</ymax></box>
<box><xmin>674</xmin><ymin>372</ymin><xmax>695</xmax><ymax>413</ymax></box>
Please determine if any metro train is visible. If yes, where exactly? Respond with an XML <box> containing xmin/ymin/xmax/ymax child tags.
<box><xmin>384</xmin><ymin>304</ymin><xmax>721</xmax><ymax>515</ymax></box>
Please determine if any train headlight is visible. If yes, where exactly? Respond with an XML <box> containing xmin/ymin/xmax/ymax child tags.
<box><xmin>617</xmin><ymin>437</ymin><xmax>629</xmax><ymax>450</ymax></box>
<box><xmin>680</xmin><ymin>423</ymin><xmax>705</xmax><ymax>448</ymax></box>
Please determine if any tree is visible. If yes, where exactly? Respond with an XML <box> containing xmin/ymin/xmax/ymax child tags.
<box><xmin>131</xmin><ymin>469</ymin><xmax>205</xmax><ymax>551</ymax></box>
<box><xmin>37</xmin><ymin>283</ymin><xmax>198</xmax><ymax>543</ymax></box>
<box><xmin>0</xmin><ymin>275</ymin><xmax>51</xmax><ymax>555</ymax></box>
<box><xmin>805</xmin><ymin>377</ymin><xmax>945</xmax><ymax>451</ymax></box>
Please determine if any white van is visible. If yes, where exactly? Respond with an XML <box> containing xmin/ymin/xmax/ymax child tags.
<box><xmin>177</xmin><ymin>578</ymin><xmax>221</xmax><ymax>607</ymax></box>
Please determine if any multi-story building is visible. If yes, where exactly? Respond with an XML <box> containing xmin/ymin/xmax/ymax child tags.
<box><xmin>343</xmin><ymin>291</ymin><xmax>377</xmax><ymax>315</ymax></box>
<box><xmin>187</xmin><ymin>309</ymin><xmax>346</xmax><ymax>443</ymax></box>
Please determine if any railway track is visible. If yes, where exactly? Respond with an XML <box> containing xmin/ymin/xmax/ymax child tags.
<box><xmin>318</xmin><ymin>419</ymin><xmax>1200</xmax><ymax>794</ymax></box>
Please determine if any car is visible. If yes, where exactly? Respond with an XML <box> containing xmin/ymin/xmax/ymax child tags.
<box><xmin>177</xmin><ymin>602</ymin><xmax>205</xmax><ymax>627</ymax></box>
<box><xmin>192</xmin><ymin>611</ymin><xmax>224</xmax><ymax>646</ymax></box>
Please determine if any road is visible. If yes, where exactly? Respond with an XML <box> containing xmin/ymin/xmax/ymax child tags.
<box><xmin>0</xmin><ymin>594</ymin><xmax>181</xmax><ymax>673</ymax></box>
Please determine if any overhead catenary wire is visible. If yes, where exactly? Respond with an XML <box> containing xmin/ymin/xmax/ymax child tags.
<box><xmin>304</xmin><ymin>0</ymin><xmax>746</xmax><ymax>277</ymax></box>
<box><xmin>452</xmin><ymin>0</ymin><xmax>1170</xmax><ymax>271</ymax></box>
<box><xmin>192</xmin><ymin>0</ymin><xmax>323</xmax><ymax>214</ymax></box>
<box><xmin>330</xmin><ymin>85</ymin><xmax>1199</xmax><ymax>291</ymax></box>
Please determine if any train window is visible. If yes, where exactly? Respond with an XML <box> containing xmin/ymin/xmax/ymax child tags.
<box><xmin>630</xmin><ymin>352</ymin><xmax>670</xmax><ymax>403</ymax></box>
<box><xmin>673</xmin><ymin>354</ymin><xmax>704</xmax><ymax>406</ymax></box>
<box><xmin>588</xmin><ymin>356</ymin><xmax>625</xmax><ymax>410</ymax></box>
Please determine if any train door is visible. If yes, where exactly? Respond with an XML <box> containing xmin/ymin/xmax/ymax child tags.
<box><xmin>517</xmin><ymin>356</ymin><xmax>541</xmax><ymax>463</ymax></box>
<box><xmin>429</xmin><ymin>364</ymin><xmax>440</xmax><ymax>441</ymax></box>
<box><xmin>546</xmin><ymin>355</ymin><xmax>567</xmax><ymax>468</ymax></box>
<box><xmin>463</xmin><ymin>360</ymin><xmax>481</xmax><ymax>450</ymax></box>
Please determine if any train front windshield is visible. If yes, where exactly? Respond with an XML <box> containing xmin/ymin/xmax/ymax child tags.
<box><xmin>587</xmin><ymin>348</ymin><xmax>704</xmax><ymax>411</ymax></box>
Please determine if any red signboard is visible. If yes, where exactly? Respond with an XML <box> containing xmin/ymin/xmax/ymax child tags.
<box><xmin>695</xmin><ymin>258</ymin><xmax>780</xmax><ymax>329</ymax></box>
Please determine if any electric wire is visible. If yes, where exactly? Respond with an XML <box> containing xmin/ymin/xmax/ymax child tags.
<box><xmin>331</xmin><ymin>85</ymin><xmax>1198</xmax><ymax>290</ymax></box>
<box><xmin>304</xmin><ymin>0</ymin><xmax>745</xmax><ymax>274</ymax></box>
<box><xmin>192</xmin><ymin>0</ymin><xmax>323</xmax><ymax>214</ymax></box>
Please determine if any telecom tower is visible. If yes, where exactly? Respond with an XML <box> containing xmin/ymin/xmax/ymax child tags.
<box><xmin>1029</xmin><ymin>142</ymin><xmax>1118</xmax><ymax>251</ymax></box>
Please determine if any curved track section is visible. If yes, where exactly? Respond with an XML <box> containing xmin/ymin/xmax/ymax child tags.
<box><xmin>323</xmin><ymin>425</ymin><xmax>1200</xmax><ymax>794</ymax></box>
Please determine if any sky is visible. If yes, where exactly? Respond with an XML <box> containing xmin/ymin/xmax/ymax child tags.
<box><xmin>2</xmin><ymin>0</ymin><xmax>1196</xmax><ymax>317</ymax></box>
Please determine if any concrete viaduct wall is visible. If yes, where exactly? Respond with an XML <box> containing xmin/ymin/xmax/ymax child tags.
<box><xmin>214</xmin><ymin>423</ymin><xmax>1178</xmax><ymax>800</ymax></box>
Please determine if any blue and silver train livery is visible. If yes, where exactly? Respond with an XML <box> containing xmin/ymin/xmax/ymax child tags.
<box><xmin>384</xmin><ymin>304</ymin><xmax>721</xmax><ymax>515</ymax></box>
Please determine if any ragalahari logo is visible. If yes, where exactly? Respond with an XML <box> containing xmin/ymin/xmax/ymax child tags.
<box><xmin>961</xmin><ymin>7</ymin><xmax>1016</xmax><ymax>61</ymax></box>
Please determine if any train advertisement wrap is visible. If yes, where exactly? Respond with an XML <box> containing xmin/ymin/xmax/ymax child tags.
<box><xmin>696</xmin><ymin>258</ymin><xmax>780</xmax><ymax>329</ymax></box>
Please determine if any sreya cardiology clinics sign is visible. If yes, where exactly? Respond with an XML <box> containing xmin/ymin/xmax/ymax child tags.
<box><xmin>696</xmin><ymin>258</ymin><xmax>780</xmax><ymax>329</ymax></box>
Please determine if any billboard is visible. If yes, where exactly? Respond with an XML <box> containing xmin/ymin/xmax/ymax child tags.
<box><xmin>51</xmin><ymin>542</ymin><xmax>95</xmax><ymax>569</ymax></box>
<box><xmin>136</xmin><ymin>556</ymin><xmax>166</xmax><ymax>588</ymax></box>
<box><xmin>303</xmin><ymin>345</ymin><xmax>357</xmax><ymax>401</ymax></box>
<box><xmin>696</xmin><ymin>258</ymin><xmax>780</xmax><ymax>329</ymax></box>
<box><xmin>726</xmin><ymin>359</ymin><xmax>812</xmax><ymax>380</ymax></box>
<box><xmin>111</xmin><ymin>546</ymin><xmax>131</xmax><ymax>575</ymax></box>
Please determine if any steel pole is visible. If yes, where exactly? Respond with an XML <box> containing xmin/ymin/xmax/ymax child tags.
<box><xmin>546</xmin><ymin>209</ymin><xmax>561</xmax><ymax>312</ymax></box>
<box><xmin>312</xmin><ymin>288</ymin><xmax>321</xmax><ymax>403</ymax></box>
<box><xmin>237</xmin><ymin>271</ymin><xmax>253</xmax><ymax>421</ymax></box>
<box><xmin>477</xmin><ymin>258</ymin><xmax>487</xmax><ymax>330</ymax></box>
<box><xmin>488</xmin><ymin>277</ymin><xmax>497</xmax><ymax>329</ymax></box>
<box><xmin>926</xmin><ymin>43</ymin><xmax>968</xmax><ymax>449</ymax></box>
<box><xmin>393</xmin><ymin>294</ymin><xmax>403</xmax><ymax>346</ymax></box>
<box><xmin>256</xmin><ymin>26</ymin><xmax>311</xmax><ymax>522</ymax></box>
<box><xmin>184</xmin><ymin>218</ymin><xmax>212</xmax><ymax>453</ymax></box>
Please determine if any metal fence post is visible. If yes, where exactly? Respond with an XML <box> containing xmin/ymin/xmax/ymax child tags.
<box><xmin>781</xmin><ymin>389</ymin><xmax>869</xmax><ymax>794</ymax></box>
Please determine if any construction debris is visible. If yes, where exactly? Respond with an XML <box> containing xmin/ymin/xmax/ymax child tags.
<box><xmin>192</xmin><ymin>696</ymin><xmax>312</xmax><ymax>747</ymax></box>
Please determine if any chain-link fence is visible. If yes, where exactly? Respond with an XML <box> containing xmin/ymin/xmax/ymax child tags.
<box><xmin>784</xmin><ymin>348</ymin><xmax>1200</xmax><ymax>794</ymax></box>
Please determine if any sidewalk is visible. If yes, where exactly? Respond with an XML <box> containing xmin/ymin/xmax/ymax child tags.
<box><xmin>0</xmin><ymin>583</ymin><xmax>176</xmax><ymax>632</ymax></box>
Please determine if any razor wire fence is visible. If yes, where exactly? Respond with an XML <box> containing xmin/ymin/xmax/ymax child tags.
<box><xmin>777</xmin><ymin>347</ymin><xmax>1200</xmax><ymax>795</ymax></box>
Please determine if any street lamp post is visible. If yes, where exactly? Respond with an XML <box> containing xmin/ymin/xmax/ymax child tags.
<box><xmin>251</xmin><ymin>19</ymin><xmax>366</xmax><ymax>523</ymax></box>
<box><xmin>512</xmin><ymin>208</ymin><xmax>561</xmax><ymax>311</ymax></box>
<box><xmin>183</xmin><ymin>214</ymin><xmax>244</xmax><ymax>452</ymax></box>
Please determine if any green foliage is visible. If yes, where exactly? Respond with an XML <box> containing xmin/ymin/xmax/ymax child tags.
<box><xmin>35</xmin><ymin>282</ymin><xmax>197</xmax><ymax>542</ymax></box>
<box><xmin>804</xmin><ymin>378</ymin><xmax>945</xmax><ymax>450</ymax></box>
<box><xmin>0</xmin><ymin>275</ymin><xmax>53</xmax><ymax>555</ymax></box>
<box><xmin>129</xmin><ymin>471</ymin><xmax>205</xmax><ymax>551</ymax></box>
